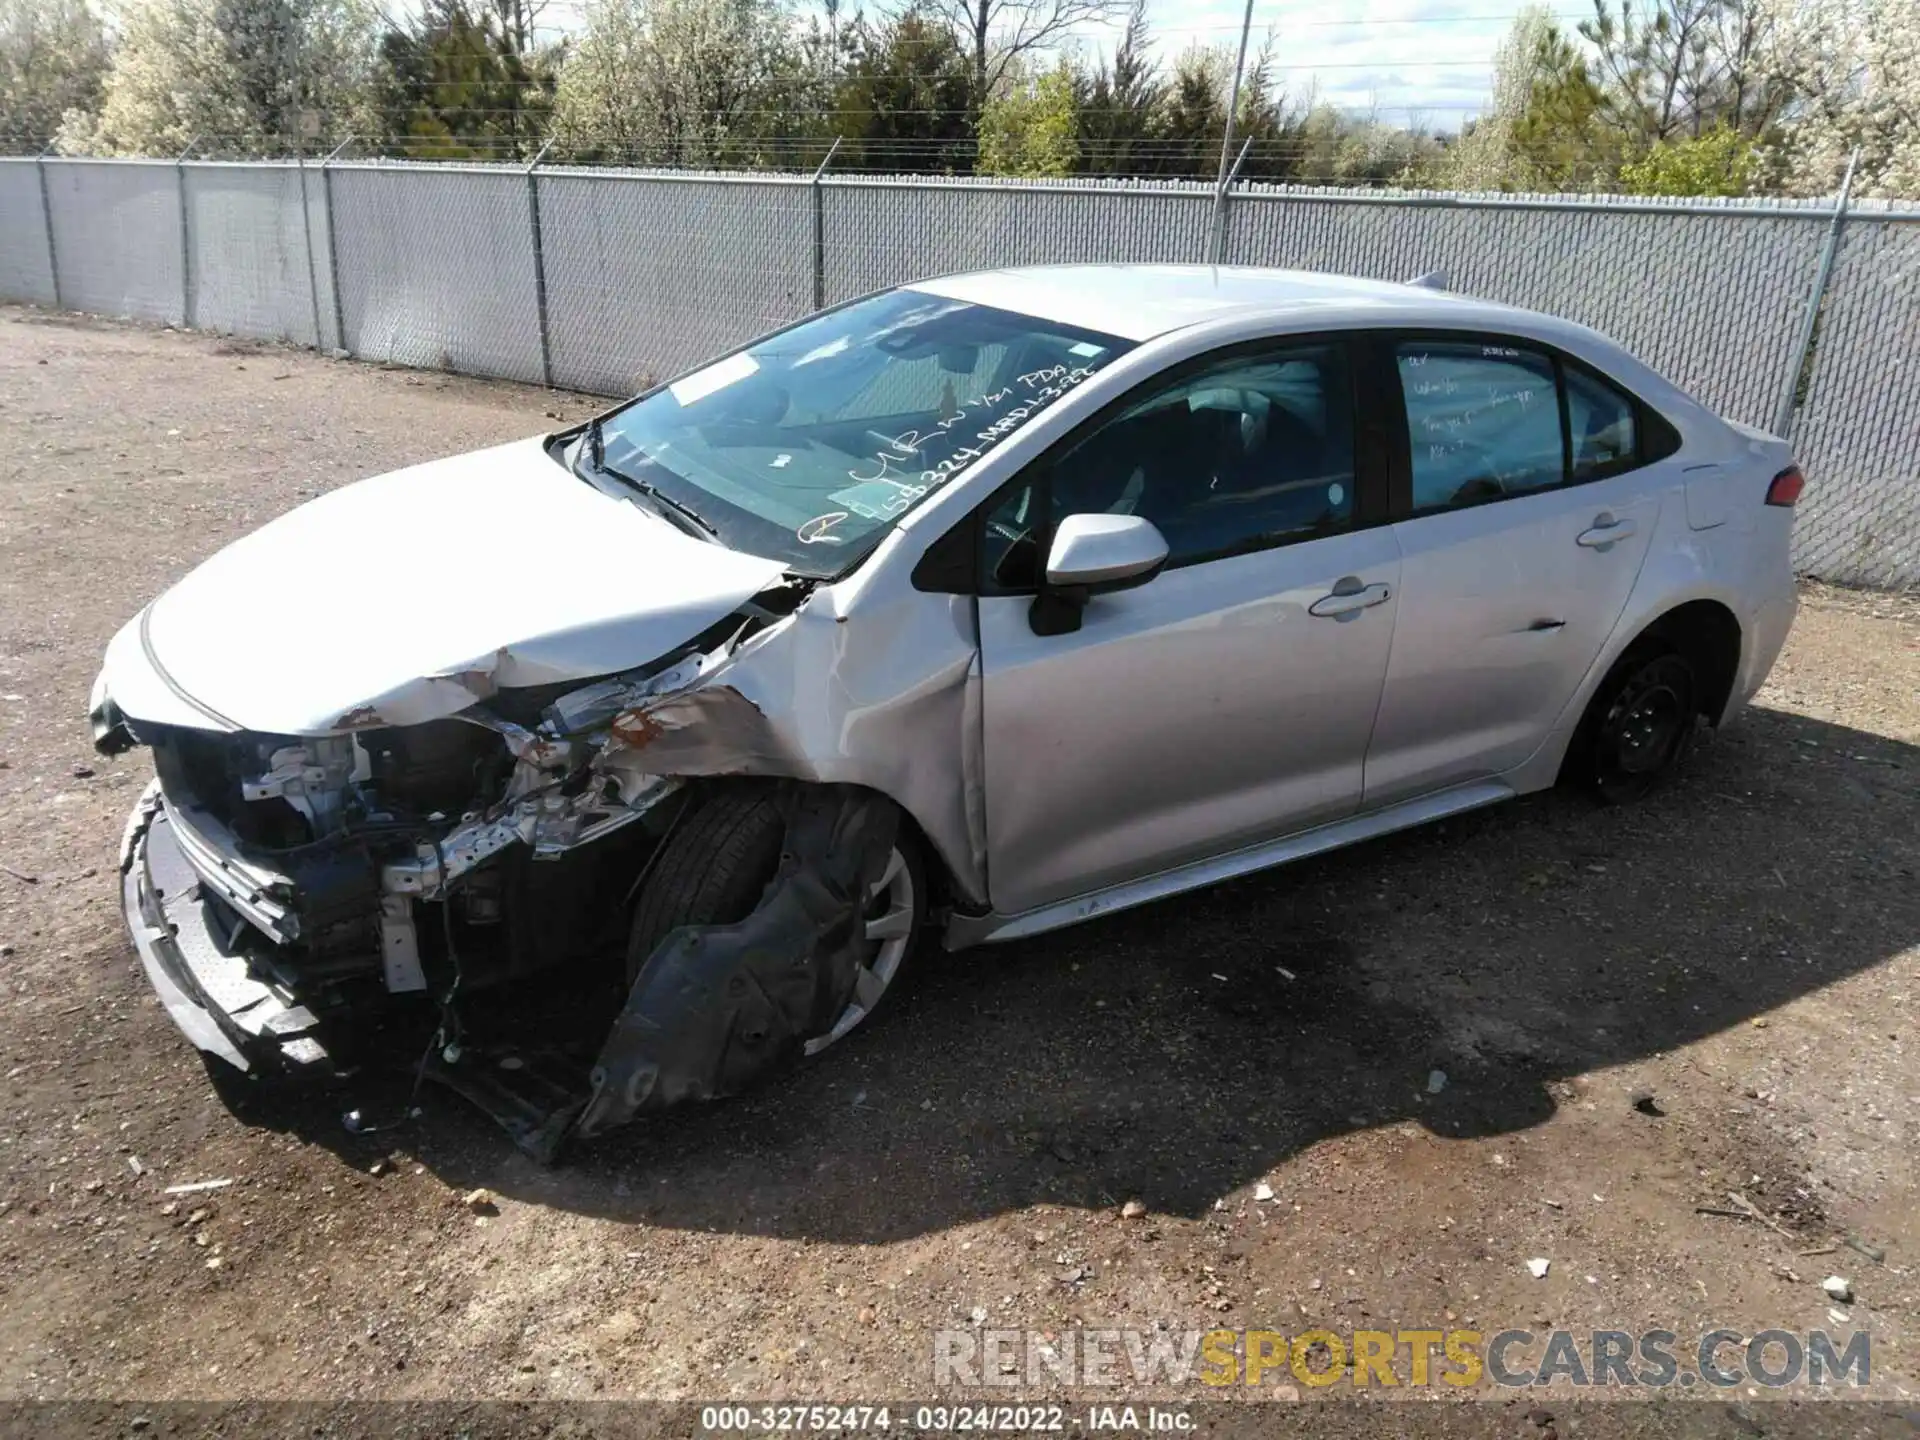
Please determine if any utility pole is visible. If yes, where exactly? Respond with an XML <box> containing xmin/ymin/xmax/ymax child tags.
<box><xmin>1215</xmin><ymin>0</ymin><xmax>1257</xmax><ymax>190</ymax></box>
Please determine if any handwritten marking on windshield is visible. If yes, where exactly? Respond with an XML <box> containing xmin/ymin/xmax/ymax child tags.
<box><xmin>831</xmin><ymin>479</ymin><xmax>928</xmax><ymax>520</ymax></box>
<box><xmin>797</xmin><ymin>511</ymin><xmax>849</xmax><ymax>544</ymax></box>
<box><xmin>911</xmin><ymin>366</ymin><xmax>1096</xmax><ymax>490</ymax></box>
<box><xmin>846</xmin><ymin>450</ymin><xmax>922</xmax><ymax>487</ymax></box>
<box><xmin>825</xmin><ymin>363</ymin><xmax>1103</xmax><ymax>530</ymax></box>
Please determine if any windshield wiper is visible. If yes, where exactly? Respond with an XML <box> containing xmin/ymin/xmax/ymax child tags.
<box><xmin>575</xmin><ymin>418</ymin><xmax>718</xmax><ymax>540</ymax></box>
<box><xmin>619</xmin><ymin>475</ymin><xmax>719</xmax><ymax>539</ymax></box>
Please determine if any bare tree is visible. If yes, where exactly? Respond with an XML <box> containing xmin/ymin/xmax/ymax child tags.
<box><xmin>917</xmin><ymin>0</ymin><xmax>1127</xmax><ymax>98</ymax></box>
<box><xmin>485</xmin><ymin>0</ymin><xmax>549</xmax><ymax>54</ymax></box>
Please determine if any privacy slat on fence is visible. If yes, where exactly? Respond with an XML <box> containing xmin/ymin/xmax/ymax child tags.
<box><xmin>823</xmin><ymin>183</ymin><xmax>1216</xmax><ymax>304</ymax></box>
<box><xmin>539</xmin><ymin>170</ymin><xmax>814</xmax><ymax>396</ymax></box>
<box><xmin>0</xmin><ymin>161</ymin><xmax>55</xmax><ymax>307</ymax></box>
<box><xmin>1</xmin><ymin>157</ymin><xmax>1913</xmax><ymax>587</ymax></box>
<box><xmin>1225</xmin><ymin>195</ymin><xmax>1825</xmax><ymax>431</ymax></box>
<box><xmin>182</xmin><ymin>162</ymin><xmax>336</xmax><ymax>351</ymax></box>
<box><xmin>327</xmin><ymin>164</ymin><xmax>544</xmax><ymax>384</ymax></box>
<box><xmin>40</xmin><ymin>159</ymin><xmax>183</xmax><ymax>325</ymax></box>
<box><xmin>1790</xmin><ymin>220</ymin><xmax>1920</xmax><ymax>589</ymax></box>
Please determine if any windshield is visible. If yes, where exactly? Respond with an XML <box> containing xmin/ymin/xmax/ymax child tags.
<box><xmin>583</xmin><ymin>289</ymin><xmax>1134</xmax><ymax>575</ymax></box>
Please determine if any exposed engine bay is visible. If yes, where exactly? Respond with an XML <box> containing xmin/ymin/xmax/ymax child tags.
<box><xmin>105</xmin><ymin>578</ymin><xmax>923</xmax><ymax>1161</ymax></box>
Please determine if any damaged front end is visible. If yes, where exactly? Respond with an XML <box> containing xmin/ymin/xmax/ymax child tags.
<box><xmin>105</xmin><ymin>587</ymin><xmax>908</xmax><ymax>1161</ymax></box>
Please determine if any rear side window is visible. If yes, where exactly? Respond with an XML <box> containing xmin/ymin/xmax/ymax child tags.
<box><xmin>1564</xmin><ymin>365</ymin><xmax>1638</xmax><ymax>479</ymax></box>
<box><xmin>1396</xmin><ymin>342</ymin><xmax>1562</xmax><ymax>512</ymax></box>
<box><xmin>1392</xmin><ymin>336</ymin><xmax>1681</xmax><ymax>516</ymax></box>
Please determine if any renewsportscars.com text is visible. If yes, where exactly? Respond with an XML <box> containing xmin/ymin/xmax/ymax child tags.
<box><xmin>933</xmin><ymin>1326</ymin><xmax>1870</xmax><ymax>1390</ymax></box>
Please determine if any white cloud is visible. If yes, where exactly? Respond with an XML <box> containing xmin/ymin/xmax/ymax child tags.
<box><xmin>1068</xmin><ymin>0</ymin><xmax>1586</xmax><ymax>128</ymax></box>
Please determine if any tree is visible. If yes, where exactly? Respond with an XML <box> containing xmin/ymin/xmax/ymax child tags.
<box><xmin>483</xmin><ymin>0</ymin><xmax>547</xmax><ymax>55</ymax></box>
<box><xmin>1440</xmin><ymin>6</ymin><xmax>1562</xmax><ymax>190</ymax></box>
<box><xmin>919</xmin><ymin>0</ymin><xmax>1126</xmax><ymax>101</ymax></box>
<box><xmin>548</xmin><ymin>0</ymin><xmax>807</xmax><ymax>166</ymax></box>
<box><xmin>60</xmin><ymin>0</ymin><xmax>379</xmax><ymax>154</ymax></box>
<box><xmin>831</xmin><ymin>8</ymin><xmax>976</xmax><ymax>174</ymax></box>
<box><xmin>375</xmin><ymin>0</ymin><xmax>555</xmax><ymax>159</ymax></box>
<box><xmin>1511</xmin><ymin>22</ymin><xmax>1622</xmax><ymax>188</ymax></box>
<box><xmin>978</xmin><ymin>53</ymin><xmax>1075</xmax><ymax>175</ymax></box>
<box><xmin>1152</xmin><ymin>42</ymin><xmax>1226</xmax><ymax>177</ymax></box>
<box><xmin>1618</xmin><ymin>120</ymin><xmax>1761</xmax><ymax>191</ymax></box>
<box><xmin>1764</xmin><ymin>0</ymin><xmax>1920</xmax><ymax>199</ymax></box>
<box><xmin>1580</xmin><ymin>0</ymin><xmax>1791</xmax><ymax>146</ymax></box>
<box><xmin>1074</xmin><ymin>0</ymin><xmax>1158</xmax><ymax>176</ymax></box>
<box><xmin>0</xmin><ymin>0</ymin><xmax>108</xmax><ymax>148</ymax></box>
<box><xmin>1230</xmin><ymin>32</ymin><xmax>1304</xmax><ymax>181</ymax></box>
<box><xmin>1441</xmin><ymin>0</ymin><xmax>1811</xmax><ymax>194</ymax></box>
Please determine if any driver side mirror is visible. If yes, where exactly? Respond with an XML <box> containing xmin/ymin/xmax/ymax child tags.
<box><xmin>1030</xmin><ymin>513</ymin><xmax>1169</xmax><ymax>636</ymax></box>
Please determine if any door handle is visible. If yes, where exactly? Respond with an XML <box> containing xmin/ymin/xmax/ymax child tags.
<box><xmin>1309</xmin><ymin>578</ymin><xmax>1392</xmax><ymax>618</ymax></box>
<box><xmin>1576</xmin><ymin>513</ymin><xmax>1637</xmax><ymax>548</ymax></box>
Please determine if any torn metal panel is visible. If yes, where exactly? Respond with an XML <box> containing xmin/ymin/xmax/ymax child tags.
<box><xmin>122</xmin><ymin>782</ymin><xmax>336</xmax><ymax>1075</ymax></box>
<box><xmin>597</xmin><ymin>571</ymin><xmax>988</xmax><ymax>907</ymax></box>
<box><xmin>378</xmin><ymin>895</ymin><xmax>426</xmax><ymax>993</ymax></box>
<box><xmin>239</xmin><ymin>737</ymin><xmax>364</xmax><ymax>835</ymax></box>
<box><xmin>573</xmin><ymin>785</ymin><xmax>896</xmax><ymax>1139</ymax></box>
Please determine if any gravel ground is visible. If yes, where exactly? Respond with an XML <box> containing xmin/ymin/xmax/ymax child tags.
<box><xmin>1</xmin><ymin>307</ymin><xmax>1917</xmax><ymax>1418</ymax></box>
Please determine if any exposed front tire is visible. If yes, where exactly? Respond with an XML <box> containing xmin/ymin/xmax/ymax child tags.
<box><xmin>1566</xmin><ymin>641</ymin><xmax>1699</xmax><ymax>804</ymax></box>
<box><xmin>625</xmin><ymin>787</ymin><xmax>924</xmax><ymax>1054</ymax></box>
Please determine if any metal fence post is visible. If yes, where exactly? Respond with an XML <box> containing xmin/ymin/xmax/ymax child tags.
<box><xmin>1773</xmin><ymin>147</ymin><xmax>1860</xmax><ymax>439</ymax></box>
<box><xmin>35</xmin><ymin>145</ymin><xmax>62</xmax><ymax>310</ymax></box>
<box><xmin>295</xmin><ymin>144</ymin><xmax>325</xmax><ymax>351</ymax></box>
<box><xmin>524</xmin><ymin>139</ymin><xmax>556</xmax><ymax>388</ymax></box>
<box><xmin>1209</xmin><ymin>137</ymin><xmax>1252</xmax><ymax>266</ymax></box>
<box><xmin>810</xmin><ymin>137</ymin><xmax>841</xmax><ymax>312</ymax></box>
<box><xmin>318</xmin><ymin>136</ymin><xmax>354</xmax><ymax>355</ymax></box>
<box><xmin>175</xmin><ymin>137</ymin><xmax>198</xmax><ymax>328</ymax></box>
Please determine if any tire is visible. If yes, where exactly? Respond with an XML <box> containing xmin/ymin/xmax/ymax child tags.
<box><xmin>1566</xmin><ymin>640</ymin><xmax>1699</xmax><ymax>804</ymax></box>
<box><xmin>625</xmin><ymin>788</ymin><xmax>925</xmax><ymax>1052</ymax></box>
<box><xmin>626</xmin><ymin>788</ymin><xmax>787</xmax><ymax>987</ymax></box>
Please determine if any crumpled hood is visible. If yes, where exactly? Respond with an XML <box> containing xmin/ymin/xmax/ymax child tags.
<box><xmin>104</xmin><ymin>436</ymin><xmax>789</xmax><ymax>736</ymax></box>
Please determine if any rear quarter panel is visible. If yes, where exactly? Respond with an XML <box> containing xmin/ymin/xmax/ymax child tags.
<box><xmin>1504</xmin><ymin>435</ymin><xmax>1798</xmax><ymax>794</ymax></box>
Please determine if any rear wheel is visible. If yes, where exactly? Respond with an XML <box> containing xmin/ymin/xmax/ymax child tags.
<box><xmin>626</xmin><ymin>789</ymin><xmax>924</xmax><ymax>1052</ymax></box>
<box><xmin>1567</xmin><ymin>641</ymin><xmax>1698</xmax><ymax>804</ymax></box>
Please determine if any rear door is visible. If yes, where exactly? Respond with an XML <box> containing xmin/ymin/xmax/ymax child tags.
<box><xmin>1361</xmin><ymin>333</ymin><xmax>1674</xmax><ymax>806</ymax></box>
<box><xmin>972</xmin><ymin>336</ymin><xmax>1402</xmax><ymax>916</ymax></box>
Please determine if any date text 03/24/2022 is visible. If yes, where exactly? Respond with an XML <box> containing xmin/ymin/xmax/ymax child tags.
<box><xmin>699</xmin><ymin>1404</ymin><xmax>1193</xmax><ymax>1433</ymax></box>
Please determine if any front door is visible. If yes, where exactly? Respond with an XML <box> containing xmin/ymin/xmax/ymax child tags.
<box><xmin>975</xmin><ymin>337</ymin><xmax>1402</xmax><ymax>917</ymax></box>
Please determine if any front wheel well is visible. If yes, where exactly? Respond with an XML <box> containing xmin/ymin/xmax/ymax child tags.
<box><xmin>633</xmin><ymin>777</ymin><xmax>958</xmax><ymax>918</ymax></box>
<box><xmin>1638</xmin><ymin>599</ymin><xmax>1743</xmax><ymax>726</ymax></box>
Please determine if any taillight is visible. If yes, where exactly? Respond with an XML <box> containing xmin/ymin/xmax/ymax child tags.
<box><xmin>1766</xmin><ymin>465</ymin><xmax>1805</xmax><ymax>507</ymax></box>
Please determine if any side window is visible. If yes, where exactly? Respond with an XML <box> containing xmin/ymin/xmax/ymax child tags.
<box><xmin>1564</xmin><ymin>364</ymin><xmax>1639</xmax><ymax>479</ymax></box>
<box><xmin>1397</xmin><ymin>341</ymin><xmax>1562</xmax><ymax>513</ymax></box>
<box><xmin>980</xmin><ymin>343</ymin><xmax>1356</xmax><ymax>587</ymax></box>
<box><xmin>981</xmin><ymin>477</ymin><xmax>1043</xmax><ymax>592</ymax></box>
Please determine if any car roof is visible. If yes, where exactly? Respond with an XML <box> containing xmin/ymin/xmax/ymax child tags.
<box><xmin>907</xmin><ymin>264</ymin><xmax>1498</xmax><ymax>343</ymax></box>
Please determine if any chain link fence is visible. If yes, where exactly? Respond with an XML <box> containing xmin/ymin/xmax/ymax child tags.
<box><xmin>0</xmin><ymin>156</ymin><xmax>1913</xmax><ymax>587</ymax></box>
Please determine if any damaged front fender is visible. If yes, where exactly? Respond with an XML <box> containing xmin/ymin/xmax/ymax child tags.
<box><xmin>588</xmin><ymin>571</ymin><xmax>988</xmax><ymax>909</ymax></box>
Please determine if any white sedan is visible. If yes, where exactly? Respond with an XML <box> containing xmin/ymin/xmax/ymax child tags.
<box><xmin>91</xmin><ymin>265</ymin><xmax>1802</xmax><ymax>1156</ymax></box>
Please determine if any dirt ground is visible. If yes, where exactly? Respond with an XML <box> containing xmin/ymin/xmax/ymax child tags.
<box><xmin>1</xmin><ymin>306</ymin><xmax>1917</xmax><ymax>1419</ymax></box>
